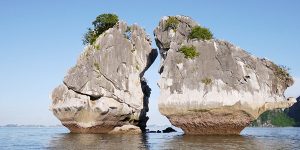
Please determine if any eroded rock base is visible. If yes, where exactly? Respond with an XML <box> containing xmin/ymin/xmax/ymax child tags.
<box><xmin>167</xmin><ymin>110</ymin><xmax>253</xmax><ymax>135</ymax></box>
<box><xmin>63</xmin><ymin>124</ymin><xmax>141</xmax><ymax>134</ymax></box>
<box><xmin>63</xmin><ymin>124</ymin><xmax>115</xmax><ymax>134</ymax></box>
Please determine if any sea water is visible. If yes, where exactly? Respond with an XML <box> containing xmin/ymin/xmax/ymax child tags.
<box><xmin>0</xmin><ymin>127</ymin><xmax>299</xmax><ymax>149</ymax></box>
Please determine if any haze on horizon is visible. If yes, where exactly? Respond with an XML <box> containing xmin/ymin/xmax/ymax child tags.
<box><xmin>0</xmin><ymin>0</ymin><xmax>299</xmax><ymax>126</ymax></box>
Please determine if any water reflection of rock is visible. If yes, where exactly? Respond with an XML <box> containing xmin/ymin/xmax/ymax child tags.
<box><xmin>161</xmin><ymin>135</ymin><xmax>266</xmax><ymax>150</ymax></box>
<box><xmin>49</xmin><ymin>133</ymin><xmax>150</xmax><ymax>150</ymax></box>
<box><xmin>47</xmin><ymin>128</ymin><xmax>300</xmax><ymax>149</ymax></box>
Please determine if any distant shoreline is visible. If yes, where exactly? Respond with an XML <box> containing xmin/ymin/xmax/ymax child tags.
<box><xmin>0</xmin><ymin>124</ymin><xmax>63</xmax><ymax>128</ymax></box>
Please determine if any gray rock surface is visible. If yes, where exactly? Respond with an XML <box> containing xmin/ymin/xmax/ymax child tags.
<box><xmin>154</xmin><ymin>15</ymin><xmax>295</xmax><ymax>135</ymax></box>
<box><xmin>51</xmin><ymin>21</ymin><xmax>157</xmax><ymax>133</ymax></box>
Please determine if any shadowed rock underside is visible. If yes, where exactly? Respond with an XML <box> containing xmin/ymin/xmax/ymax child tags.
<box><xmin>167</xmin><ymin>110</ymin><xmax>252</xmax><ymax>135</ymax></box>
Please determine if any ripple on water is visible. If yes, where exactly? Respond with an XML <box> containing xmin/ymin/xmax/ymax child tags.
<box><xmin>0</xmin><ymin>127</ymin><xmax>300</xmax><ymax>149</ymax></box>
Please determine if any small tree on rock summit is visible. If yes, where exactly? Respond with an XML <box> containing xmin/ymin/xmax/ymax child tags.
<box><xmin>83</xmin><ymin>13</ymin><xmax>119</xmax><ymax>45</ymax></box>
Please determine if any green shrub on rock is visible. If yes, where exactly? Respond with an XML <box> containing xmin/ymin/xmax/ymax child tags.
<box><xmin>274</xmin><ymin>65</ymin><xmax>291</xmax><ymax>81</ymax></box>
<box><xmin>93</xmin><ymin>62</ymin><xmax>100</xmax><ymax>71</ymax></box>
<box><xmin>83</xmin><ymin>13</ymin><xmax>119</xmax><ymax>45</ymax></box>
<box><xmin>189</xmin><ymin>25</ymin><xmax>213</xmax><ymax>40</ymax></box>
<box><xmin>201</xmin><ymin>77</ymin><xmax>212</xmax><ymax>85</ymax></box>
<box><xmin>83</xmin><ymin>28</ymin><xmax>97</xmax><ymax>45</ymax></box>
<box><xmin>164</xmin><ymin>16</ymin><xmax>179</xmax><ymax>30</ymax></box>
<box><xmin>179</xmin><ymin>45</ymin><xmax>199</xmax><ymax>59</ymax></box>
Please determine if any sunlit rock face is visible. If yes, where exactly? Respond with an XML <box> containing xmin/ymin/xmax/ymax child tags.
<box><xmin>154</xmin><ymin>15</ymin><xmax>295</xmax><ymax>135</ymax></box>
<box><xmin>51</xmin><ymin>21</ymin><xmax>157</xmax><ymax>133</ymax></box>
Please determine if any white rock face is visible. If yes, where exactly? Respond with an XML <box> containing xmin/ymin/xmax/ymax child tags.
<box><xmin>50</xmin><ymin>21</ymin><xmax>157</xmax><ymax>133</ymax></box>
<box><xmin>154</xmin><ymin>15</ymin><xmax>295</xmax><ymax>135</ymax></box>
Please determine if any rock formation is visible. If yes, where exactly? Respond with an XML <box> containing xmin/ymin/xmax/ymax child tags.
<box><xmin>154</xmin><ymin>15</ymin><xmax>296</xmax><ymax>135</ymax></box>
<box><xmin>51</xmin><ymin>21</ymin><xmax>157</xmax><ymax>133</ymax></box>
<box><xmin>162</xmin><ymin>127</ymin><xmax>176</xmax><ymax>133</ymax></box>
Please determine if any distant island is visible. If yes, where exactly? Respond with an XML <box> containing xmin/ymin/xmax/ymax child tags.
<box><xmin>251</xmin><ymin>96</ymin><xmax>300</xmax><ymax>127</ymax></box>
<box><xmin>0</xmin><ymin>124</ymin><xmax>63</xmax><ymax>128</ymax></box>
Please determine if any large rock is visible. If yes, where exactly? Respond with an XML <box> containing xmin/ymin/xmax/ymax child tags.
<box><xmin>51</xmin><ymin>21</ymin><xmax>157</xmax><ymax>133</ymax></box>
<box><xmin>154</xmin><ymin>15</ymin><xmax>295</xmax><ymax>135</ymax></box>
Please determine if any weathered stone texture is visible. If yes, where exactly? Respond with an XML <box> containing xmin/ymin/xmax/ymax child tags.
<box><xmin>154</xmin><ymin>15</ymin><xmax>295</xmax><ymax>134</ymax></box>
<box><xmin>51</xmin><ymin>21</ymin><xmax>157</xmax><ymax>133</ymax></box>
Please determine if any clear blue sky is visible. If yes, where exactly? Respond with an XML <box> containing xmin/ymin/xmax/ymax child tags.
<box><xmin>0</xmin><ymin>0</ymin><xmax>299</xmax><ymax>125</ymax></box>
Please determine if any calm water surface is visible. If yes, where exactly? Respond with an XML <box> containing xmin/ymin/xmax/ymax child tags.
<box><xmin>0</xmin><ymin>127</ymin><xmax>299</xmax><ymax>149</ymax></box>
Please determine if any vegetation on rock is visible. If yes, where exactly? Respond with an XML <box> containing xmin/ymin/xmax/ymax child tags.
<box><xmin>83</xmin><ymin>13</ymin><xmax>119</xmax><ymax>45</ymax></box>
<box><xmin>94</xmin><ymin>45</ymin><xmax>100</xmax><ymax>50</ymax></box>
<box><xmin>93</xmin><ymin>62</ymin><xmax>100</xmax><ymax>71</ymax></box>
<box><xmin>201</xmin><ymin>77</ymin><xmax>212</xmax><ymax>85</ymax></box>
<box><xmin>179</xmin><ymin>45</ymin><xmax>199</xmax><ymax>59</ymax></box>
<box><xmin>274</xmin><ymin>65</ymin><xmax>291</xmax><ymax>81</ymax></box>
<box><xmin>189</xmin><ymin>25</ymin><xmax>213</xmax><ymax>40</ymax></box>
<box><xmin>164</xmin><ymin>16</ymin><xmax>179</xmax><ymax>30</ymax></box>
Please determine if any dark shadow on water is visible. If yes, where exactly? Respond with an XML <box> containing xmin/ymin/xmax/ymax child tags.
<box><xmin>141</xmin><ymin>133</ymin><xmax>150</xmax><ymax>149</ymax></box>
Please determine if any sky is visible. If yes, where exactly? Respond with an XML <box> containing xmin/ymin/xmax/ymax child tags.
<box><xmin>0</xmin><ymin>0</ymin><xmax>299</xmax><ymax>126</ymax></box>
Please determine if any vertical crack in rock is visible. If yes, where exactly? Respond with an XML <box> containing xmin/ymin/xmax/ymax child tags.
<box><xmin>154</xmin><ymin>15</ymin><xmax>296</xmax><ymax>135</ymax></box>
<box><xmin>50</xmin><ymin>21</ymin><xmax>157</xmax><ymax>133</ymax></box>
